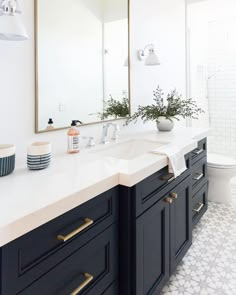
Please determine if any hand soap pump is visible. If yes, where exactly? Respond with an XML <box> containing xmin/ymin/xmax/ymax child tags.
<box><xmin>46</xmin><ymin>118</ymin><xmax>54</xmax><ymax>131</ymax></box>
<box><xmin>67</xmin><ymin>120</ymin><xmax>80</xmax><ymax>154</ymax></box>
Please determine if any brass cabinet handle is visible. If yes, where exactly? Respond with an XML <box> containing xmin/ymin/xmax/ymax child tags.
<box><xmin>193</xmin><ymin>148</ymin><xmax>204</xmax><ymax>155</ymax></box>
<box><xmin>170</xmin><ymin>192</ymin><xmax>178</xmax><ymax>199</ymax></box>
<box><xmin>70</xmin><ymin>273</ymin><xmax>93</xmax><ymax>295</ymax></box>
<box><xmin>164</xmin><ymin>197</ymin><xmax>173</xmax><ymax>204</ymax></box>
<box><xmin>193</xmin><ymin>203</ymin><xmax>204</xmax><ymax>213</ymax></box>
<box><xmin>57</xmin><ymin>218</ymin><xmax>94</xmax><ymax>242</ymax></box>
<box><xmin>193</xmin><ymin>173</ymin><xmax>204</xmax><ymax>181</ymax></box>
<box><xmin>160</xmin><ymin>173</ymin><xmax>175</xmax><ymax>183</ymax></box>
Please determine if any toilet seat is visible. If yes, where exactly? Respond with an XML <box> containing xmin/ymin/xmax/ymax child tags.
<box><xmin>208</xmin><ymin>153</ymin><xmax>236</xmax><ymax>169</ymax></box>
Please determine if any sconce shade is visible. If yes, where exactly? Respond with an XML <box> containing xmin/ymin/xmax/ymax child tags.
<box><xmin>0</xmin><ymin>14</ymin><xmax>28</xmax><ymax>40</ymax></box>
<box><xmin>145</xmin><ymin>50</ymin><xmax>160</xmax><ymax>66</ymax></box>
<box><xmin>139</xmin><ymin>44</ymin><xmax>160</xmax><ymax>66</ymax></box>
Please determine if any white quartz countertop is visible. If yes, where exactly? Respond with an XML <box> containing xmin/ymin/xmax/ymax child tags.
<box><xmin>0</xmin><ymin>127</ymin><xmax>209</xmax><ymax>246</ymax></box>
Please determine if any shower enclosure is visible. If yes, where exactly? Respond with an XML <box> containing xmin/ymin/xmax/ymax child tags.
<box><xmin>187</xmin><ymin>0</ymin><xmax>236</xmax><ymax>158</ymax></box>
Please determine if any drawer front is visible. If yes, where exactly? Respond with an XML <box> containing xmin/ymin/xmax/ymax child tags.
<box><xmin>18</xmin><ymin>225</ymin><xmax>118</xmax><ymax>295</ymax></box>
<box><xmin>191</xmin><ymin>156</ymin><xmax>207</xmax><ymax>192</ymax></box>
<box><xmin>192</xmin><ymin>182</ymin><xmax>208</xmax><ymax>225</ymax></box>
<box><xmin>191</xmin><ymin>138</ymin><xmax>207</xmax><ymax>164</ymax></box>
<box><xmin>134</xmin><ymin>155</ymin><xmax>190</xmax><ymax>217</ymax></box>
<box><xmin>1</xmin><ymin>188</ymin><xmax>119</xmax><ymax>295</ymax></box>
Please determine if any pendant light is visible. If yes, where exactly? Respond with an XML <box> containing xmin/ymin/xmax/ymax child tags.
<box><xmin>0</xmin><ymin>0</ymin><xmax>28</xmax><ymax>41</ymax></box>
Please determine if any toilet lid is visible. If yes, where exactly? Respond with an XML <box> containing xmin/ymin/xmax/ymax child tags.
<box><xmin>208</xmin><ymin>153</ymin><xmax>236</xmax><ymax>168</ymax></box>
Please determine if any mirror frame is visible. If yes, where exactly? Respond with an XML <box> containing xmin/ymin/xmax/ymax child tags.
<box><xmin>34</xmin><ymin>0</ymin><xmax>131</xmax><ymax>133</ymax></box>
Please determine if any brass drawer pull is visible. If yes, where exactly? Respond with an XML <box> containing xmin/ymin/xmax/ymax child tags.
<box><xmin>164</xmin><ymin>197</ymin><xmax>173</xmax><ymax>204</ymax></box>
<box><xmin>70</xmin><ymin>273</ymin><xmax>93</xmax><ymax>295</ymax></box>
<box><xmin>170</xmin><ymin>192</ymin><xmax>178</xmax><ymax>199</ymax></box>
<box><xmin>193</xmin><ymin>203</ymin><xmax>204</xmax><ymax>213</ymax></box>
<box><xmin>160</xmin><ymin>173</ymin><xmax>175</xmax><ymax>183</ymax></box>
<box><xmin>193</xmin><ymin>173</ymin><xmax>204</xmax><ymax>181</ymax></box>
<box><xmin>57</xmin><ymin>218</ymin><xmax>94</xmax><ymax>242</ymax></box>
<box><xmin>193</xmin><ymin>148</ymin><xmax>204</xmax><ymax>155</ymax></box>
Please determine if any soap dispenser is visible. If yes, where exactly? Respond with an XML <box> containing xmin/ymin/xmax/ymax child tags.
<box><xmin>67</xmin><ymin>120</ymin><xmax>80</xmax><ymax>154</ymax></box>
<box><xmin>46</xmin><ymin>118</ymin><xmax>54</xmax><ymax>131</ymax></box>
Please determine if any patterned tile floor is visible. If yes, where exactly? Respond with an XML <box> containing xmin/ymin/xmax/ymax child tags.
<box><xmin>161</xmin><ymin>186</ymin><xmax>236</xmax><ymax>295</ymax></box>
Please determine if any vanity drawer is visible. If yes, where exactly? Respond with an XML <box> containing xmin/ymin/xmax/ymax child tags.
<box><xmin>191</xmin><ymin>138</ymin><xmax>207</xmax><ymax>164</ymax></box>
<box><xmin>192</xmin><ymin>182</ymin><xmax>208</xmax><ymax>225</ymax></box>
<box><xmin>134</xmin><ymin>155</ymin><xmax>190</xmax><ymax>216</ymax></box>
<box><xmin>18</xmin><ymin>225</ymin><xmax>118</xmax><ymax>295</ymax></box>
<box><xmin>1</xmin><ymin>187</ymin><xmax>119</xmax><ymax>295</ymax></box>
<box><xmin>191</xmin><ymin>156</ymin><xmax>207</xmax><ymax>193</ymax></box>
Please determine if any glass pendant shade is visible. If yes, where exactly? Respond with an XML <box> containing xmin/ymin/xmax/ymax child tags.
<box><xmin>0</xmin><ymin>14</ymin><xmax>28</xmax><ymax>40</ymax></box>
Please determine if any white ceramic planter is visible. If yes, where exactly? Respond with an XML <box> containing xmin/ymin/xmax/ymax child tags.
<box><xmin>156</xmin><ymin>117</ymin><xmax>174</xmax><ymax>132</ymax></box>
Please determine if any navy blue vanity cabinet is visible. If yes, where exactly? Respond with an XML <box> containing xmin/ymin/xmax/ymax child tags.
<box><xmin>0</xmin><ymin>138</ymin><xmax>208</xmax><ymax>295</ymax></box>
<box><xmin>119</xmin><ymin>175</ymin><xmax>193</xmax><ymax>295</ymax></box>
<box><xmin>169</xmin><ymin>176</ymin><xmax>192</xmax><ymax>274</ymax></box>
<box><xmin>17</xmin><ymin>225</ymin><xmax>118</xmax><ymax>295</ymax></box>
<box><xmin>135</xmin><ymin>193</ymin><xmax>170</xmax><ymax>295</ymax></box>
<box><xmin>0</xmin><ymin>187</ymin><xmax>119</xmax><ymax>295</ymax></box>
<box><xmin>190</xmin><ymin>138</ymin><xmax>208</xmax><ymax>226</ymax></box>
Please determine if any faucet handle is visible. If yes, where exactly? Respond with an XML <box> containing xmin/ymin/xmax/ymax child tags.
<box><xmin>82</xmin><ymin>136</ymin><xmax>95</xmax><ymax>148</ymax></box>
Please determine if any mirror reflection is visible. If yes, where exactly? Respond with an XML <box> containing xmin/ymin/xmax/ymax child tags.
<box><xmin>36</xmin><ymin>0</ymin><xmax>130</xmax><ymax>132</ymax></box>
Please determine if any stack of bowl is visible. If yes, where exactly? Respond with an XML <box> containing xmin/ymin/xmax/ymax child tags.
<box><xmin>27</xmin><ymin>142</ymin><xmax>51</xmax><ymax>170</ymax></box>
<box><xmin>0</xmin><ymin>144</ymin><xmax>16</xmax><ymax>177</ymax></box>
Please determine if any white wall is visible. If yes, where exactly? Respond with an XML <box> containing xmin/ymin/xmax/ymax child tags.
<box><xmin>0</xmin><ymin>0</ymin><xmax>186</xmax><ymax>165</ymax></box>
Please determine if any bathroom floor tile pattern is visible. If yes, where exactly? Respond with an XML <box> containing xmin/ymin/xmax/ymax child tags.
<box><xmin>161</xmin><ymin>190</ymin><xmax>236</xmax><ymax>295</ymax></box>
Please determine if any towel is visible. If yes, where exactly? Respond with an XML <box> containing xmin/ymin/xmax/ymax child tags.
<box><xmin>151</xmin><ymin>144</ymin><xmax>188</xmax><ymax>178</ymax></box>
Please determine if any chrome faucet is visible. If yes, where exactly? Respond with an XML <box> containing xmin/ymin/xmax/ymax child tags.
<box><xmin>101</xmin><ymin>123</ymin><xmax>120</xmax><ymax>144</ymax></box>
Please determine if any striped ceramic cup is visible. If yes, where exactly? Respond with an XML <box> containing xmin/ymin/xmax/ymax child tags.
<box><xmin>27</xmin><ymin>142</ymin><xmax>51</xmax><ymax>170</ymax></box>
<box><xmin>0</xmin><ymin>144</ymin><xmax>16</xmax><ymax>177</ymax></box>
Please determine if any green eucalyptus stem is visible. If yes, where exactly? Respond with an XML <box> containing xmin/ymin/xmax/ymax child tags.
<box><xmin>128</xmin><ymin>86</ymin><xmax>204</xmax><ymax>124</ymax></box>
<box><xmin>93</xmin><ymin>96</ymin><xmax>130</xmax><ymax>120</ymax></box>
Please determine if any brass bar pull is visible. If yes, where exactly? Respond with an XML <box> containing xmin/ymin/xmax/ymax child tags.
<box><xmin>170</xmin><ymin>192</ymin><xmax>178</xmax><ymax>199</ymax></box>
<box><xmin>193</xmin><ymin>173</ymin><xmax>204</xmax><ymax>181</ymax></box>
<box><xmin>160</xmin><ymin>173</ymin><xmax>175</xmax><ymax>183</ymax></box>
<box><xmin>57</xmin><ymin>218</ymin><xmax>94</xmax><ymax>242</ymax></box>
<box><xmin>164</xmin><ymin>197</ymin><xmax>173</xmax><ymax>204</ymax></box>
<box><xmin>193</xmin><ymin>203</ymin><xmax>204</xmax><ymax>213</ymax></box>
<box><xmin>193</xmin><ymin>148</ymin><xmax>204</xmax><ymax>155</ymax></box>
<box><xmin>70</xmin><ymin>273</ymin><xmax>93</xmax><ymax>295</ymax></box>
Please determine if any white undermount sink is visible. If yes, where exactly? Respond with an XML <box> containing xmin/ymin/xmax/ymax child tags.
<box><xmin>92</xmin><ymin>139</ymin><xmax>166</xmax><ymax>160</ymax></box>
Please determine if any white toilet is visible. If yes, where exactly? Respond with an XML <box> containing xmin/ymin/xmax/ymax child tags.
<box><xmin>208</xmin><ymin>153</ymin><xmax>236</xmax><ymax>203</ymax></box>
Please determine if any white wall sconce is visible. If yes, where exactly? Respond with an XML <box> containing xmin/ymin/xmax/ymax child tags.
<box><xmin>0</xmin><ymin>0</ymin><xmax>28</xmax><ymax>41</ymax></box>
<box><xmin>138</xmin><ymin>44</ymin><xmax>160</xmax><ymax>66</ymax></box>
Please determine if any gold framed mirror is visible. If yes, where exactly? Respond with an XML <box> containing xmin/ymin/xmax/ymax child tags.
<box><xmin>35</xmin><ymin>0</ymin><xmax>130</xmax><ymax>133</ymax></box>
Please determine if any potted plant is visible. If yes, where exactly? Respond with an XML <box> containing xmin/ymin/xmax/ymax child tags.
<box><xmin>128</xmin><ymin>86</ymin><xmax>204</xmax><ymax>131</ymax></box>
<box><xmin>93</xmin><ymin>96</ymin><xmax>130</xmax><ymax>120</ymax></box>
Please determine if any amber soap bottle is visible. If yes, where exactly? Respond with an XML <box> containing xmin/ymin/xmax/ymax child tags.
<box><xmin>67</xmin><ymin>120</ymin><xmax>80</xmax><ymax>154</ymax></box>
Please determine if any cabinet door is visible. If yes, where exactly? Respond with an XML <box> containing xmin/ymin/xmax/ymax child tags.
<box><xmin>170</xmin><ymin>176</ymin><xmax>192</xmax><ymax>274</ymax></box>
<box><xmin>135</xmin><ymin>196</ymin><xmax>170</xmax><ymax>295</ymax></box>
